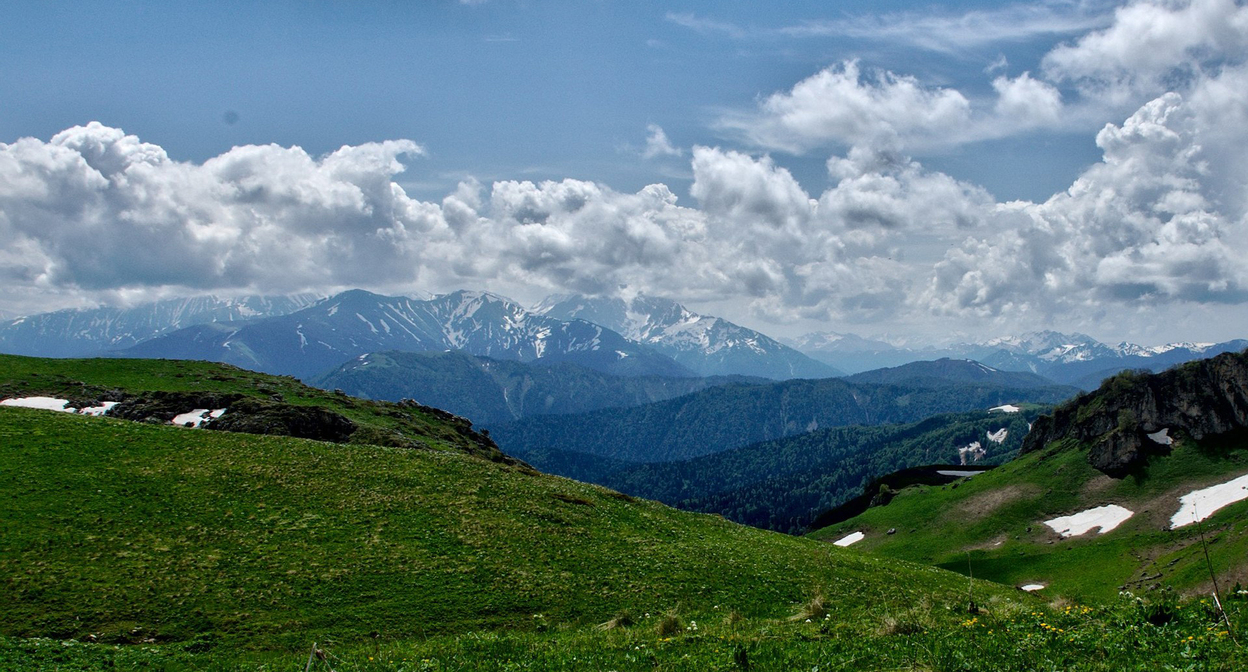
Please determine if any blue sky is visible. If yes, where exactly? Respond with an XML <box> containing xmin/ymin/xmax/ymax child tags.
<box><xmin>2</xmin><ymin>0</ymin><xmax>1247</xmax><ymax>345</ymax></box>
<box><xmin>1</xmin><ymin>0</ymin><xmax>1104</xmax><ymax>199</ymax></box>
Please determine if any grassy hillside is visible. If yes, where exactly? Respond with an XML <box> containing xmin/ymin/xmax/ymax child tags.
<box><xmin>0</xmin><ymin>358</ymin><xmax>995</xmax><ymax>643</ymax></box>
<box><xmin>0</xmin><ymin>354</ymin><xmax>504</xmax><ymax>461</ymax></box>
<box><xmin>3</xmin><ymin>355</ymin><xmax>1244</xmax><ymax>669</ymax></box>
<box><xmin>811</xmin><ymin>427</ymin><xmax>1248</xmax><ymax>602</ymax></box>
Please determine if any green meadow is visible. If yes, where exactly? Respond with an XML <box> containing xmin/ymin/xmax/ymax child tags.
<box><xmin>1</xmin><ymin>356</ymin><xmax>1245</xmax><ymax>669</ymax></box>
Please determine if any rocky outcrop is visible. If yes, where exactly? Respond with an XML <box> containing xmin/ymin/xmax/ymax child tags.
<box><xmin>108</xmin><ymin>391</ymin><xmax>357</xmax><ymax>443</ymax></box>
<box><xmin>107</xmin><ymin>392</ymin><xmax>243</xmax><ymax>423</ymax></box>
<box><xmin>1021</xmin><ymin>350</ymin><xmax>1248</xmax><ymax>475</ymax></box>
<box><xmin>206</xmin><ymin>397</ymin><xmax>357</xmax><ymax>443</ymax></box>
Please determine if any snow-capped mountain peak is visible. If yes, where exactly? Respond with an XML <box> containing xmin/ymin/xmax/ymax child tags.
<box><xmin>535</xmin><ymin>294</ymin><xmax>840</xmax><ymax>379</ymax></box>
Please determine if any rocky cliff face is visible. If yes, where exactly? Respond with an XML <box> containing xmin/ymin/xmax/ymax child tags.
<box><xmin>1021</xmin><ymin>349</ymin><xmax>1248</xmax><ymax>475</ymax></box>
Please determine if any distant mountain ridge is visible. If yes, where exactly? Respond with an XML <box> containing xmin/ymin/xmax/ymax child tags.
<box><xmin>315</xmin><ymin>350</ymin><xmax>760</xmax><ymax>425</ymax></box>
<box><xmin>0</xmin><ymin>294</ymin><xmax>320</xmax><ymax>357</ymax></box>
<box><xmin>536</xmin><ymin>294</ymin><xmax>840</xmax><ymax>379</ymax></box>
<box><xmin>119</xmin><ymin>289</ymin><xmax>693</xmax><ymax>380</ymax></box>
<box><xmin>844</xmin><ymin>358</ymin><xmax>1062</xmax><ymax>389</ymax></box>
<box><xmin>791</xmin><ymin>328</ymin><xmax>1247</xmax><ymax>385</ymax></box>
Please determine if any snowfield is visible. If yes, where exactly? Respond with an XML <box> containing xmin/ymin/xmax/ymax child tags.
<box><xmin>1170</xmin><ymin>474</ymin><xmax>1248</xmax><ymax>528</ymax></box>
<box><xmin>832</xmin><ymin>531</ymin><xmax>865</xmax><ymax>547</ymax></box>
<box><xmin>2</xmin><ymin>397</ymin><xmax>118</xmax><ymax>415</ymax></box>
<box><xmin>987</xmin><ymin>428</ymin><xmax>1008</xmax><ymax>444</ymax></box>
<box><xmin>1043</xmin><ymin>504</ymin><xmax>1134</xmax><ymax>537</ymax></box>
<box><xmin>990</xmin><ymin>404</ymin><xmax>1020</xmax><ymax>413</ymax></box>
<box><xmin>1147</xmin><ymin>428</ymin><xmax>1173</xmax><ymax>445</ymax></box>
<box><xmin>2</xmin><ymin>396</ymin><xmax>72</xmax><ymax>411</ymax></box>
<box><xmin>172</xmin><ymin>408</ymin><xmax>227</xmax><ymax>428</ymax></box>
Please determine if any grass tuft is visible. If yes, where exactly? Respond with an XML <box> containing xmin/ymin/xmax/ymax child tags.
<box><xmin>655</xmin><ymin>612</ymin><xmax>683</xmax><ymax>637</ymax></box>
<box><xmin>791</xmin><ymin>590</ymin><xmax>828</xmax><ymax>622</ymax></box>
<box><xmin>596</xmin><ymin>611</ymin><xmax>634</xmax><ymax>631</ymax></box>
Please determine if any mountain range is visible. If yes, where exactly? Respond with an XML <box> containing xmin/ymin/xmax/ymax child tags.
<box><xmin>0</xmin><ymin>294</ymin><xmax>319</xmax><ymax>357</ymax></box>
<box><xmin>3</xmin><ymin>290</ymin><xmax>1243</xmax><ymax>395</ymax></box>
<box><xmin>535</xmin><ymin>294</ymin><xmax>840</xmax><ymax>379</ymax></box>
<box><xmin>790</xmin><ymin>328</ymin><xmax>1248</xmax><ymax>387</ymax></box>
<box><xmin>117</xmin><ymin>289</ymin><xmax>693</xmax><ymax>380</ymax></box>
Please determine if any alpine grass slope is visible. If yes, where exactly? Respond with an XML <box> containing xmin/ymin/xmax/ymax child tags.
<box><xmin>812</xmin><ymin>350</ymin><xmax>1248</xmax><ymax>604</ymax></box>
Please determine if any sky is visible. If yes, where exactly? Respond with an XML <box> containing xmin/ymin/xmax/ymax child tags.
<box><xmin>1</xmin><ymin>0</ymin><xmax>1247</xmax><ymax>346</ymax></box>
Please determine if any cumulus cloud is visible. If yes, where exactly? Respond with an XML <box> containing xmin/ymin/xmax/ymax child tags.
<box><xmin>719</xmin><ymin>60</ymin><xmax>975</xmax><ymax>153</ymax></box>
<box><xmin>926</xmin><ymin>73</ymin><xmax>1248</xmax><ymax>319</ymax></box>
<box><xmin>0</xmin><ymin>123</ymin><xmax>443</xmax><ymax>296</ymax></box>
<box><xmin>717</xmin><ymin>60</ymin><xmax>1079</xmax><ymax>155</ymax></box>
<box><xmin>1042</xmin><ymin>0</ymin><xmax>1248</xmax><ymax>103</ymax></box>
<box><xmin>0</xmin><ymin>121</ymin><xmax>988</xmax><ymax>325</ymax></box>
<box><xmin>992</xmin><ymin>72</ymin><xmax>1064</xmax><ymax>129</ymax></box>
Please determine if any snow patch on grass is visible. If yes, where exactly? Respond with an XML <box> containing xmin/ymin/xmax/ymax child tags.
<box><xmin>832</xmin><ymin>531</ymin><xmax>864</xmax><ymax>547</ymax></box>
<box><xmin>1020</xmin><ymin>584</ymin><xmax>1046</xmax><ymax>592</ymax></box>
<box><xmin>1170</xmin><ymin>474</ymin><xmax>1248</xmax><ymax>529</ymax></box>
<box><xmin>1043</xmin><ymin>504</ymin><xmax>1133</xmax><ymax>537</ymax></box>
<box><xmin>987</xmin><ymin>428</ymin><xmax>1008</xmax><ymax>444</ymax></box>
<box><xmin>990</xmin><ymin>404</ymin><xmax>1020</xmax><ymax>413</ymax></box>
<box><xmin>2</xmin><ymin>397</ymin><xmax>118</xmax><ymax>416</ymax></box>
<box><xmin>2</xmin><ymin>396</ymin><xmax>70</xmax><ymax>411</ymax></box>
<box><xmin>171</xmin><ymin>409</ymin><xmax>227</xmax><ymax>428</ymax></box>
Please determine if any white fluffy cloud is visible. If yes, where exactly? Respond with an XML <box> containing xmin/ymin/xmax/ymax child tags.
<box><xmin>0</xmin><ymin>123</ymin><xmax>444</xmax><ymax>297</ymax></box>
<box><xmin>0</xmin><ymin>121</ymin><xmax>988</xmax><ymax>324</ymax></box>
<box><xmin>718</xmin><ymin>59</ymin><xmax>1078</xmax><ymax>155</ymax></box>
<box><xmin>1043</xmin><ymin>0</ymin><xmax>1248</xmax><ymax>103</ymax></box>
<box><xmin>719</xmin><ymin>60</ymin><xmax>974</xmax><ymax>153</ymax></box>
<box><xmin>927</xmin><ymin>72</ymin><xmax>1248</xmax><ymax>319</ymax></box>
